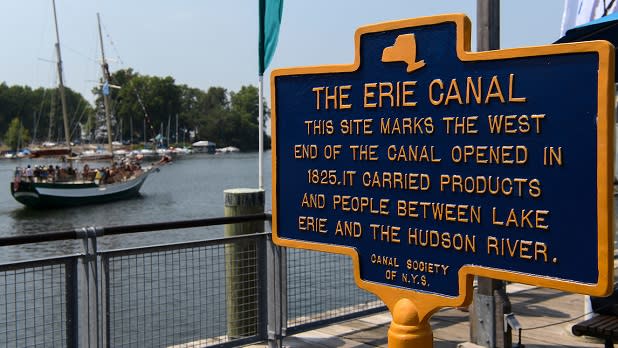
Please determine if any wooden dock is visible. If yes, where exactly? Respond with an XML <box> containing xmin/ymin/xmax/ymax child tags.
<box><xmin>248</xmin><ymin>283</ymin><xmax>609</xmax><ymax>347</ymax></box>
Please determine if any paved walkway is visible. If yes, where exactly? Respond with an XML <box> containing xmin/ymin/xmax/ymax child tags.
<box><xmin>248</xmin><ymin>283</ymin><xmax>609</xmax><ymax>347</ymax></box>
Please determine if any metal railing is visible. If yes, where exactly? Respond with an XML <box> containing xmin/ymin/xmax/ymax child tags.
<box><xmin>0</xmin><ymin>256</ymin><xmax>75</xmax><ymax>347</ymax></box>
<box><xmin>0</xmin><ymin>214</ymin><xmax>385</xmax><ymax>347</ymax></box>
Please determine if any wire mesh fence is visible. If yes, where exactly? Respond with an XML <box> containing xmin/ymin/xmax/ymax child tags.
<box><xmin>103</xmin><ymin>236</ymin><xmax>262</xmax><ymax>348</ymax></box>
<box><xmin>0</xmin><ymin>217</ymin><xmax>385</xmax><ymax>347</ymax></box>
<box><xmin>0</xmin><ymin>258</ymin><xmax>74</xmax><ymax>348</ymax></box>
<box><xmin>286</xmin><ymin>248</ymin><xmax>384</xmax><ymax>332</ymax></box>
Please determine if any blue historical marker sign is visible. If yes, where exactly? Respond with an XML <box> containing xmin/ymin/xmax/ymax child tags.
<box><xmin>271</xmin><ymin>15</ymin><xmax>614</xmax><ymax>300</ymax></box>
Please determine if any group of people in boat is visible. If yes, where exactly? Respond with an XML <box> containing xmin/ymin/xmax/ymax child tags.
<box><xmin>82</xmin><ymin>160</ymin><xmax>144</xmax><ymax>184</ymax></box>
<box><xmin>14</xmin><ymin>158</ymin><xmax>144</xmax><ymax>185</ymax></box>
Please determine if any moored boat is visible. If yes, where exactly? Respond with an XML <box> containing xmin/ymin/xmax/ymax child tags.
<box><xmin>28</xmin><ymin>146</ymin><xmax>72</xmax><ymax>158</ymax></box>
<box><xmin>216</xmin><ymin>146</ymin><xmax>240</xmax><ymax>153</ymax></box>
<box><xmin>76</xmin><ymin>149</ymin><xmax>113</xmax><ymax>161</ymax></box>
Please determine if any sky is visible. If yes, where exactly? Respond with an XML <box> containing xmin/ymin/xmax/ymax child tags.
<box><xmin>0</xmin><ymin>1</ymin><xmax>565</xmax><ymax>106</ymax></box>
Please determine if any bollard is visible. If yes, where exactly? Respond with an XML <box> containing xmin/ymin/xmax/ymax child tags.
<box><xmin>224</xmin><ymin>188</ymin><xmax>265</xmax><ymax>338</ymax></box>
<box><xmin>388</xmin><ymin>298</ymin><xmax>433</xmax><ymax>347</ymax></box>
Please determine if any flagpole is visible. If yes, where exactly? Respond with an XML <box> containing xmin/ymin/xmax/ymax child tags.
<box><xmin>258</xmin><ymin>0</ymin><xmax>282</xmax><ymax>190</ymax></box>
<box><xmin>258</xmin><ymin>74</ymin><xmax>264</xmax><ymax>190</ymax></box>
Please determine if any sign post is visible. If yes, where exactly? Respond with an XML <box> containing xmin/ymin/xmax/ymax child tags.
<box><xmin>271</xmin><ymin>14</ymin><xmax>614</xmax><ymax>347</ymax></box>
<box><xmin>472</xmin><ymin>1</ymin><xmax>510</xmax><ymax>346</ymax></box>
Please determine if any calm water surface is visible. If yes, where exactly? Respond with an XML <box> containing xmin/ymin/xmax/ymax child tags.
<box><xmin>0</xmin><ymin>151</ymin><xmax>272</xmax><ymax>261</ymax></box>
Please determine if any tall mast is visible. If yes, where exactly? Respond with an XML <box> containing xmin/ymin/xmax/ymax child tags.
<box><xmin>52</xmin><ymin>0</ymin><xmax>71</xmax><ymax>154</ymax></box>
<box><xmin>97</xmin><ymin>12</ymin><xmax>114</xmax><ymax>161</ymax></box>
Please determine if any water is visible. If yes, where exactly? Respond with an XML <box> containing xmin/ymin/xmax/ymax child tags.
<box><xmin>0</xmin><ymin>150</ymin><xmax>381</xmax><ymax>348</ymax></box>
<box><xmin>0</xmin><ymin>151</ymin><xmax>272</xmax><ymax>261</ymax></box>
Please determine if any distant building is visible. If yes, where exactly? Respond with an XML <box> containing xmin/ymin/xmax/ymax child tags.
<box><xmin>192</xmin><ymin>140</ymin><xmax>216</xmax><ymax>154</ymax></box>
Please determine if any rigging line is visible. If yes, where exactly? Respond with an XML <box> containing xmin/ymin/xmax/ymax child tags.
<box><xmin>604</xmin><ymin>0</ymin><xmax>607</xmax><ymax>16</ymax></box>
<box><xmin>604</xmin><ymin>0</ymin><xmax>617</xmax><ymax>16</ymax></box>
<box><xmin>134</xmin><ymin>88</ymin><xmax>156</xmax><ymax>138</ymax></box>
<box><xmin>67</xmin><ymin>97</ymin><xmax>82</xmax><ymax>134</ymax></box>
<box><xmin>60</xmin><ymin>44</ymin><xmax>98</xmax><ymax>64</ymax></box>
<box><xmin>101</xmin><ymin>21</ymin><xmax>124</xmax><ymax>66</ymax></box>
<box><xmin>36</xmin><ymin>87</ymin><xmax>49</xmax><ymax>127</ymax></box>
<box><xmin>70</xmin><ymin>100</ymin><xmax>88</xmax><ymax>139</ymax></box>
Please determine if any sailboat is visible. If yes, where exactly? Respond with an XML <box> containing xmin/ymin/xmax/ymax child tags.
<box><xmin>10</xmin><ymin>4</ymin><xmax>161</xmax><ymax>209</ymax></box>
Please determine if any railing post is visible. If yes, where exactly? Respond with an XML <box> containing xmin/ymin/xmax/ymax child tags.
<box><xmin>66</xmin><ymin>257</ymin><xmax>78</xmax><ymax>347</ymax></box>
<box><xmin>100</xmin><ymin>251</ymin><xmax>109</xmax><ymax>348</ymax></box>
<box><xmin>224</xmin><ymin>188</ymin><xmax>265</xmax><ymax>338</ymax></box>
<box><xmin>258</xmin><ymin>233</ymin><xmax>269</xmax><ymax>342</ymax></box>
<box><xmin>75</xmin><ymin>226</ymin><xmax>102</xmax><ymax>348</ymax></box>
<box><xmin>266</xmin><ymin>234</ymin><xmax>287</xmax><ymax>348</ymax></box>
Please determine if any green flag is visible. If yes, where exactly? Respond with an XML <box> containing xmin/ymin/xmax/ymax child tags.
<box><xmin>259</xmin><ymin>0</ymin><xmax>283</xmax><ymax>75</ymax></box>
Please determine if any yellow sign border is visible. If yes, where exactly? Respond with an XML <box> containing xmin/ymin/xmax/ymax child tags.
<box><xmin>270</xmin><ymin>13</ymin><xmax>615</xmax><ymax>320</ymax></box>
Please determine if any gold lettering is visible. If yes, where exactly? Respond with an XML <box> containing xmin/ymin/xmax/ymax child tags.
<box><xmin>450</xmin><ymin>145</ymin><xmax>527</xmax><ymax>164</ymax></box>
<box><xmin>350</xmin><ymin>144</ymin><xmax>379</xmax><ymax>161</ymax></box>
<box><xmin>445</xmin><ymin>78</ymin><xmax>463</xmax><ymax>105</ymax></box>
<box><xmin>379</xmin><ymin>82</ymin><xmax>394</xmax><ymax>108</ymax></box>
<box><xmin>387</xmin><ymin>145</ymin><xmax>441</xmax><ymax>162</ymax></box>
<box><xmin>429</xmin><ymin>74</ymin><xmax>526</xmax><ymax>106</ymax></box>
<box><xmin>335</xmin><ymin>220</ymin><xmax>362</xmax><ymax>237</ymax></box>
<box><xmin>488</xmin><ymin>114</ymin><xmax>542</xmax><ymax>134</ymax></box>
<box><xmin>466</xmin><ymin>76</ymin><xmax>482</xmax><ymax>104</ymax></box>
<box><xmin>428</xmin><ymin>79</ymin><xmax>444</xmax><ymax>105</ymax></box>
<box><xmin>508</xmin><ymin>73</ymin><xmax>527</xmax><ymax>102</ymax></box>
<box><xmin>408</xmin><ymin>228</ymin><xmax>476</xmax><ymax>253</ymax></box>
<box><xmin>332</xmin><ymin>195</ymin><xmax>389</xmax><ymax>216</ymax></box>
<box><xmin>312</xmin><ymin>87</ymin><xmax>324</xmax><ymax>110</ymax></box>
<box><xmin>485</xmin><ymin>75</ymin><xmax>505</xmax><ymax>103</ymax></box>
<box><xmin>371</xmin><ymin>224</ymin><xmax>401</xmax><ymax>243</ymax></box>
<box><xmin>294</xmin><ymin>144</ymin><xmax>318</xmax><ymax>159</ymax></box>
<box><xmin>487</xmin><ymin>236</ymin><xmax>549</xmax><ymax>262</ymax></box>
<box><xmin>324</xmin><ymin>86</ymin><xmax>338</xmax><ymax>109</ymax></box>
<box><xmin>364</xmin><ymin>83</ymin><xmax>377</xmax><ymax>108</ymax></box>
<box><xmin>544</xmin><ymin>146</ymin><xmax>563</xmax><ymax>166</ymax></box>
<box><xmin>398</xmin><ymin>201</ymin><xmax>481</xmax><ymax>223</ymax></box>
<box><xmin>298</xmin><ymin>216</ymin><xmax>327</xmax><ymax>233</ymax></box>
<box><xmin>492</xmin><ymin>208</ymin><xmax>550</xmax><ymax>230</ymax></box>
<box><xmin>339</xmin><ymin>85</ymin><xmax>352</xmax><ymax>109</ymax></box>
<box><xmin>402</xmin><ymin>81</ymin><xmax>418</xmax><ymax>106</ymax></box>
<box><xmin>300</xmin><ymin>193</ymin><xmax>325</xmax><ymax>208</ymax></box>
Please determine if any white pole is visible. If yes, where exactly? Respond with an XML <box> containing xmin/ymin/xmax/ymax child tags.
<box><xmin>258</xmin><ymin>74</ymin><xmax>264</xmax><ymax>190</ymax></box>
<box><xmin>584</xmin><ymin>295</ymin><xmax>594</xmax><ymax>320</ymax></box>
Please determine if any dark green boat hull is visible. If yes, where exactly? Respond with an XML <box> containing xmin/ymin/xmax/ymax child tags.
<box><xmin>10</xmin><ymin>173</ymin><xmax>150</xmax><ymax>209</ymax></box>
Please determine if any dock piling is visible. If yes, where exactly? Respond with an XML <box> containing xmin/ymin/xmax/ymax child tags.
<box><xmin>224</xmin><ymin>188</ymin><xmax>265</xmax><ymax>338</ymax></box>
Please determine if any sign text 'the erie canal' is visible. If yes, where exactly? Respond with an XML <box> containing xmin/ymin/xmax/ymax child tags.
<box><xmin>272</xmin><ymin>15</ymin><xmax>614</xmax><ymax>298</ymax></box>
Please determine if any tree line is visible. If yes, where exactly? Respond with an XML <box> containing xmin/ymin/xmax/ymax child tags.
<box><xmin>0</xmin><ymin>68</ymin><xmax>271</xmax><ymax>151</ymax></box>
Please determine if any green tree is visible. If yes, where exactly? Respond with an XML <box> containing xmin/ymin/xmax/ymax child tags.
<box><xmin>104</xmin><ymin>70</ymin><xmax>181</xmax><ymax>143</ymax></box>
<box><xmin>192</xmin><ymin>87</ymin><xmax>229</xmax><ymax>141</ymax></box>
<box><xmin>4</xmin><ymin>117</ymin><xmax>30</xmax><ymax>150</ymax></box>
<box><xmin>228</xmin><ymin>85</ymin><xmax>271</xmax><ymax>150</ymax></box>
<box><xmin>177</xmin><ymin>84</ymin><xmax>207</xmax><ymax>144</ymax></box>
<box><xmin>0</xmin><ymin>71</ymin><xmax>271</xmax><ymax>152</ymax></box>
<box><xmin>0</xmin><ymin>83</ymin><xmax>93</xmax><ymax>144</ymax></box>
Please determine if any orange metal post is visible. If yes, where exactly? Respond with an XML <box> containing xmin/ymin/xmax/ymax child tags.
<box><xmin>387</xmin><ymin>298</ymin><xmax>433</xmax><ymax>348</ymax></box>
